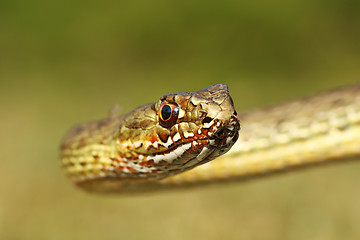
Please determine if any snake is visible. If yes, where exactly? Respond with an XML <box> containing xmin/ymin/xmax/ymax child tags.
<box><xmin>60</xmin><ymin>83</ymin><xmax>360</xmax><ymax>194</ymax></box>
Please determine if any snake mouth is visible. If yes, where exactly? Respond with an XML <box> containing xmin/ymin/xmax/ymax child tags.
<box><xmin>162</xmin><ymin>127</ymin><xmax>239</xmax><ymax>173</ymax></box>
<box><xmin>148</xmin><ymin>116</ymin><xmax>240</xmax><ymax>172</ymax></box>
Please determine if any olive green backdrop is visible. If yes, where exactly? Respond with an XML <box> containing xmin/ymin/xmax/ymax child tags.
<box><xmin>1</xmin><ymin>0</ymin><xmax>360</xmax><ymax>239</ymax></box>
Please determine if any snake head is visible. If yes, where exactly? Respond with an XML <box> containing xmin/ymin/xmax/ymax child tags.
<box><xmin>116</xmin><ymin>84</ymin><xmax>240</xmax><ymax>179</ymax></box>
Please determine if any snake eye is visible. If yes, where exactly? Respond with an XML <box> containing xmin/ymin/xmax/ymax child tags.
<box><xmin>158</xmin><ymin>102</ymin><xmax>179</xmax><ymax>128</ymax></box>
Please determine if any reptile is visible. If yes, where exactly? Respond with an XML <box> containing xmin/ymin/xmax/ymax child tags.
<box><xmin>60</xmin><ymin>84</ymin><xmax>360</xmax><ymax>194</ymax></box>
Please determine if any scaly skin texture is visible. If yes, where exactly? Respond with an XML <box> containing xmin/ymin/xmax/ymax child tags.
<box><xmin>60</xmin><ymin>84</ymin><xmax>240</xmax><ymax>193</ymax></box>
<box><xmin>60</xmin><ymin>84</ymin><xmax>360</xmax><ymax>194</ymax></box>
<box><xmin>165</xmin><ymin>84</ymin><xmax>360</xmax><ymax>188</ymax></box>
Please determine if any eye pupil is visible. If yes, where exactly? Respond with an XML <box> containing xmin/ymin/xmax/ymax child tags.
<box><xmin>161</xmin><ymin>105</ymin><xmax>172</xmax><ymax>120</ymax></box>
<box><xmin>158</xmin><ymin>102</ymin><xmax>179</xmax><ymax>128</ymax></box>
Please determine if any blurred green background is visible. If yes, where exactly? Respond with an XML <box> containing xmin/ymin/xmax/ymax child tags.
<box><xmin>1</xmin><ymin>0</ymin><xmax>360</xmax><ymax>239</ymax></box>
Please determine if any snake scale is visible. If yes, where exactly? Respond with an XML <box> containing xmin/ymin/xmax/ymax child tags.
<box><xmin>60</xmin><ymin>84</ymin><xmax>360</xmax><ymax>194</ymax></box>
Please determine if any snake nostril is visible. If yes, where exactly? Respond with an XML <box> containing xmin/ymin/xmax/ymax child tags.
<box><xmin>216</xmin><ymin>128</ymin><xmax>230</xmax><ymax>138</ymax></box>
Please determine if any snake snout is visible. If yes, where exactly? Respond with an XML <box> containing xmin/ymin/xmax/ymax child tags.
<box><xmin>214</xmin><ymin>127</ymin><xmax>232</xmax><ymax>139</ymax></box>
<box><xmin>211</xmin><ymin>115</ymin><xmax>240</xmax><ymax>148</ymax></box>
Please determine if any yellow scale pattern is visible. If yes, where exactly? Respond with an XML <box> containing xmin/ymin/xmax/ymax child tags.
<box><xmin>61</xmin><ymin>84</ymin><xmax>360</xmax><ymax>194</ymax></box>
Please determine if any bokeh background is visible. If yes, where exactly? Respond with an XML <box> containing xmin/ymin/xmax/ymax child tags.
<box><xmin>1</xmin><ymin>0</ymin><xmax>360</xmax><ymax>239</ymax></box>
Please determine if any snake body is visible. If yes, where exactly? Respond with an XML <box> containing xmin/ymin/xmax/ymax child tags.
<box><xmin>60</xmin><ymin>84</ymin><xmax>360</xmax><ymax>194</ymax></box>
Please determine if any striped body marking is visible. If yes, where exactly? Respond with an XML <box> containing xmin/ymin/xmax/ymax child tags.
<box><xmin>61</xmin><ymin>84</ymin><xmax>360</xmax><ymax>194</ymax></box>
